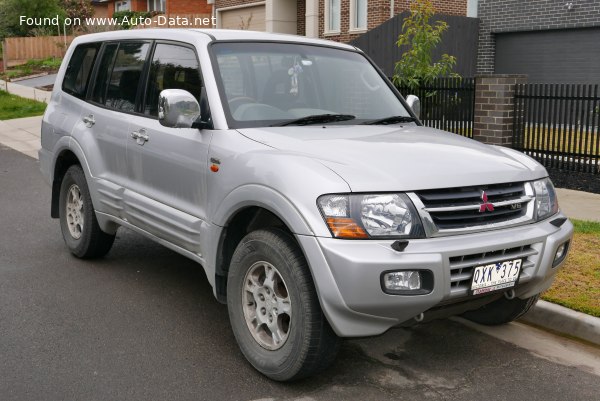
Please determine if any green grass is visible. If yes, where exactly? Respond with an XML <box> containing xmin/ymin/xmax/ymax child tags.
<box><xmin>0</xmin><ymin>57</ymin><xmax>62</xmax><ymax>81</ymax></box>
<box><xmin>542</xmin><ymin>219</ymin><xmax>600</xmax><ymax>317</ymax></box>
<box><xmin>0</xmin><ymin>90</ymin><xmax>47</xmax><ymax>120</ymax></box>
<box><xmin>523</xmin><ymin>127</ymin><xmax>599</xmax><ymax>156</ymax></box>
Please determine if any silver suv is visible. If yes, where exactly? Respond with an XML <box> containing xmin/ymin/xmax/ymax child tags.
<box><xmin>40</xmin><ymin>29</ymin><xmax>573</xmax><ymax>381</ymax></box>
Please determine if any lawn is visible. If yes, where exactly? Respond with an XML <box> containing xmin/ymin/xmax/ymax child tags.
<box><xmin>522</xmin><ymin>126</ymin><xmax>599</xmax><ymax>157</ymax></box>
<box><xmin>542</xmin><ymin>219</ymin><xmax>600</xmax><ymax>317</ymax></box>
<box><xmin>0</xmin><ymin>90</ymin><xmax>47</xmax><ymax>120</ymax></box>
<box><xmin>0</xmin><ymin>57</ymin><xmax>62</xmax><ymax>81</ymax></box>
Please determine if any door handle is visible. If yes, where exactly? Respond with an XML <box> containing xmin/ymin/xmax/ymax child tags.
<box><xmin>131</xmin><ymin>128</ymin><xmax>149</xmax><ymax>145</ymax></box>
<box><xmin>82</xmin><ymin>114</ymin><xmax>95</xmax><ymax>127</ymax></box>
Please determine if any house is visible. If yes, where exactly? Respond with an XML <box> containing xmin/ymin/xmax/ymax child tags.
<box><xmin>93</xmin><ymin>0</ymin><xmax>212</xmax><ymax>17</ymax></box>
<box><xmin>214</xmin><ymin>0</ymin><xmax>469</xmax><ymax>42</ymax></box>
<box><xmin>475</xmin><ymin>0</ymin><xmax>600</xmax><ymax>83</ymax></box>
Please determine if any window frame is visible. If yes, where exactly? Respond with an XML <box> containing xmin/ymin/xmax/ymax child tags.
<box><xmin>61</xmin><ymin>43</ymin><xmax>101</xmax><ymax>100</ymax></box>
<box><xmin>147</xmin><ymin>0</ymin><xmax>166</xmax><ymax>13</ymax></box>
<box><xmin>115</xmin><ymin>0</ymin><xmax>131</xmax><ymax>12</ymax></box>
<box><xmin>85</xmin><ymin>39</ymin><xmax>153</xmax><ymax>117</ymax></box>
<box><xmin>349</xmin><ymin>0</ymin><xmax>368</xmax><ymax>33</ymax></box>
<box><xmin>140</xmin><ymin>40</ymin><xmax>204</xmax><ymax>120</ymax></box>
<box><xmin>323</xmin><ymin>0</ymin><xmax>341</xmax><ymax>35</ymax></box>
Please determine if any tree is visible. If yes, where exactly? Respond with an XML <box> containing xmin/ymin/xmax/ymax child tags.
<box><xmin>61</xmin><ymin>0</ymin><xmax>94</xmax><ymax>31</ymax></box>
<box><xmin>0</xmin><ymin>0</ymin><xmax>65</xmax><ymax>37</ymax></box>
<box><xmin>392</xmin><ymin>0</ymin><xmax>459</xmax><ymax>92</ymax></box>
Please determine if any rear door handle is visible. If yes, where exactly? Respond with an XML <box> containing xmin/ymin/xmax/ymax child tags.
<box><xmin>131</xmin><ymin>128</ymin><xmax>149</xmax><ymax>145</ymax></box>
<box><xmin>82</xmin><ymin>114</ymin><xmax>95</xmax><ymax>127</ymax></box>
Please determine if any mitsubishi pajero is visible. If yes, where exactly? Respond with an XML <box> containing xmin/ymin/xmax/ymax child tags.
<box><xmin>39</xmin><ymin>29</ymin><xmax>573</xmax><ymax>381</ymax></box>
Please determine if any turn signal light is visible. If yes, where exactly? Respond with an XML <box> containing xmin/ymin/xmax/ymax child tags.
<box><xmin>325</xmin><ymin>217</ymin><xmax>368</xmax><ymax>239</ymax></box>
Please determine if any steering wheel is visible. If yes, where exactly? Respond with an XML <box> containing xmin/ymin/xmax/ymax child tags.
<box><xmin>228</xmin><ymin>96</ymin><xmax>257</xmax><ymax>112</ymax></box>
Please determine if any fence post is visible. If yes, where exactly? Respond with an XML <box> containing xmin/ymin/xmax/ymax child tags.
<box><xmin>473</xmin><ymin>74</ymin><xmax>527</xmax><ymax>147</ymax></box>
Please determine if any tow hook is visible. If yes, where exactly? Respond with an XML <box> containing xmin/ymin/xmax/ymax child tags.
<box><xmin>504</xmin><ymin>289</ymin><xmax>516</xmax><ymax>300</ymax></box>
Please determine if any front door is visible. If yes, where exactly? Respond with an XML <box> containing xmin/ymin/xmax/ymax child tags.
<box><xmin>124</xmin><ymin>42</ymin><xmax>211</xmax><ymax>254</ymax></box>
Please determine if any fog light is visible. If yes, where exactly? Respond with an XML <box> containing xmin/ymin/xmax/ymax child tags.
<box><xmin>553</xmin><ymin>241</ymin><xmax>569</xmax><ymax>267</ymax></box>
<box><xmin>383</xmin><ymin>271</ymin><xmax>421</xmax><ymax>291</ymax></box>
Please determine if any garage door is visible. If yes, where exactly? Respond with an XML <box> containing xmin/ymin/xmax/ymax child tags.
<box><xmin>495</xmin><ymin>28</ymin><xmax>600</xmax><ymax>83</ymax></box>
<box><xmin>220</xmin><ymin>5</ymin><xmax>266</xmax><ymax>31</ymax></box>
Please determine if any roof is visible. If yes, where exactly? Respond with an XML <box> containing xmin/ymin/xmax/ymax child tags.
<box><xmin>71</xmin><ymin>29</ymin><xmax>356</xmax><ymax>50</ymax></box>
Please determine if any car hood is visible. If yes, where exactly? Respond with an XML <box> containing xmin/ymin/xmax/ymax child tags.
<box><xmin>237</xmin><ymin>124</ymin><xmax>547</xmax><ymax>192</ymax></box>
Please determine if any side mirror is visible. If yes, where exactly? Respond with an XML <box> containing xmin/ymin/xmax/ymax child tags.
<box><xmin>406</xmin><ymin>94</ymin><xmax>421</xmax><ymax>119</ymax></box>
<box><xmin>158</xmin><ymin>89</ymin><xmax>207</xmax><ymax>129</ymax></box>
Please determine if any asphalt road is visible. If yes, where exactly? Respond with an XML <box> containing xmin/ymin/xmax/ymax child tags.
<box><xmin>1</xmin><ymin>145</ymin><xmax>599</xmax><ymax>401</ymax></box>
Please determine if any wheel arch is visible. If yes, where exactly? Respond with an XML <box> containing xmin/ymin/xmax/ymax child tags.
<box><xmin>51</xmin><ymin>148</ymin><xmax>82</xmax><ymax>218</ymax></box>
<box><xmin>211</xmin><ymin>186</ymin><xmax>318</xmax><ymax>303</ymax></box>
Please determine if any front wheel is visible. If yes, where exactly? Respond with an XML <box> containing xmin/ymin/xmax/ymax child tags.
<box><xmin>227</xmin><ymin>228</ymin><xmax>340</xmax><ymax>381</ymax></box>
<box><xmin>462</xmin><ymin>294</ymin><xmax>540</xmax><ymax>325</ymax></box>
<box><xmin>59</xmin><ymin>165</ymin><xmax>115</xmax><ymax>259</ymax></box>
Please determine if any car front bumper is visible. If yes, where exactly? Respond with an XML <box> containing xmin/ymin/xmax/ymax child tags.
<box><xmin>297</xmin><ymin>214</ymin><xmax>573</xmax><ymax>337</ymax></box>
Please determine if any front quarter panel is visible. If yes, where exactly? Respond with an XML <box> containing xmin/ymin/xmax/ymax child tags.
<box><xmin>208</xmin><ymin>130</ymin><xmax>350</xmax><ymax>237</ymax></box>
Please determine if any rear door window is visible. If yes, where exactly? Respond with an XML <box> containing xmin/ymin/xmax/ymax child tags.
<box><xmin>102</xmin><ymin>42</ymin><xmax>150</xmax><ymax>113</ymax></box>
<box><xmin>143</xmin><ymin>43</ymin><xmax>202</xmax><ymax>117</ymax></box>
<box><xmin>62</xmin><ymin>43</ymin><xmax>100</xmax><ymax>99</ymax></box>
<box><xmin>91</xmin><ymin>43</ymin><xmax>119</xmax><ymax>105</ymax></box>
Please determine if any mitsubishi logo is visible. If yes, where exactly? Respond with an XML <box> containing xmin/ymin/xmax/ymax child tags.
<box><xmin>479</xmin><ymin>191</ymin><xmax>495</xmax><ymax>213</ymax></box>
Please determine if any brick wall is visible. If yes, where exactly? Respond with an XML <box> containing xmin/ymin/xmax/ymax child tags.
<box><xmin>473</xmin><ymin>74</ymin><xmax>526</xmax><ymax>146</ymax></box>
<box><xmin>477</xmin><ymin>0</ymin><xmax>600</xmax><ymax>74</ymax></box>
<box><xmin>319</xmin><ymin>0</ymin><xmax>466</xmax><ymax>43</ymax></box>
<box><xmin>168</xmin><ymin>0</ymin><xmax>212</xmax><ymax>14</ymax></box>
<box><xmin>297</xmin><ymin>1</ymin><xmax>306</xmax><ymax>35</ymax></box>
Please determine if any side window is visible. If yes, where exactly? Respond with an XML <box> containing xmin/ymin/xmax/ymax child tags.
<box><xmin>91</xmin><ymin>43</ymin><xmax>118</xmax><ymax>104</ymax></box>
<box><xmin>144</xmin><ymin>44</ymin><xmax>202</xmax><ymax>117</ymax></box>
<box><xmin>62</xmin><ymin>43</ymin><xmax>100</xmax><ymax>99</ymax></box>
<box><xmin>104</xmin><ymin>42</ymin><xmax>150</xmax><ymax>113</ymax></box>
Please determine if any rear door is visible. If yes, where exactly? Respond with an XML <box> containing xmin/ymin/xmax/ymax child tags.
<box><xmin>76</xmin><ymin>41</ymin><xmax>150</xmax><ymax>219</ymax></box>
<box><xmin>124</xmin><ymin>41</ymin><xmax>211</xmax><ymax>253</ymax></box>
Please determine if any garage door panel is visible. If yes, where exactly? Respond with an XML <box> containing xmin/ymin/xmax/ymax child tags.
<box><xmin>221</xmin><ymin>5</ymin><xmax>266</xmax><ymax>31</ymax></box>
<box><xmin>495</xmin><ymin>29</ymin><xmax>600</xmax><ymax>83</ymax></box>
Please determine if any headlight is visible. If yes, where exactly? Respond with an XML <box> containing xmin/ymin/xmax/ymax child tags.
<box><xmin>317</xmin><ymin>193</ymin><xmax>425</xmax><ymax>239</ymax></box>
<box><xmin>533</xmin><ymin>178</ymin><xmax>559</xmax><ymax>221</ymax></box>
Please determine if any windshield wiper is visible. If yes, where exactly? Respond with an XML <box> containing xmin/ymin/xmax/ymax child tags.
<box><xmin>271</xmin><ymin>114</ymin><xmax>355</xmax><ymax>127</ymax></box>
<box><xmin>362</xmin><ymin>116</ymin><xmax>417</xmax><ymax>125</ymax></box>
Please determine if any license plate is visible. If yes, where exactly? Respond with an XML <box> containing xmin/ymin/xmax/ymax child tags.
<box><xmin>470</xmin><ymin>258</ymin><xmax>522</xmax><ymax>295</ymax></box>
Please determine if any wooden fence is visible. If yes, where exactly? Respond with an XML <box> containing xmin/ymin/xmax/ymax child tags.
<box><xmin>3</xmin><ymin>36</ymin><xmax>74</xmax><ymax>67</ymax></box>
<box><xmin>351</xmin><ymin>12</ymin><xmax>480</xmax><ymax>78</ymax></box>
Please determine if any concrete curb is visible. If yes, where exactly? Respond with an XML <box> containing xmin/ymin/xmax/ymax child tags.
<box><xmin>520</xmin><ymin>300</ymin><xmax>600</xmax><ymax>346</ymax></box>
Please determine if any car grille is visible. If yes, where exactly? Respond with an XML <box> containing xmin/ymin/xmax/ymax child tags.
<box><xmin>445</xmin><ymin>243</ymin><xmax>541</xmax><ymax>300</ymax></box>
<box><xmin>413</xmin><ymin>182</ymin><xmax>533</xmax><ymax>235</ymax></box>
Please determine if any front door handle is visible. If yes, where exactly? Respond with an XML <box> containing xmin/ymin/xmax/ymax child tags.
<box><xmin>82</xmin><ymin>114</ymin><xmax>95</xmax><ymax>127</ymax></box>
<box><xmin>131</xmin><ymin>128</ymin><xmax>149</xmax><ymax>145</ymax></box>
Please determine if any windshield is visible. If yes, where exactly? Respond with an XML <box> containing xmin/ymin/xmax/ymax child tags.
<box><xmin>211</xmin><ymin>42</ymin><xmax>411</xmax><ymax>128</ymax></box>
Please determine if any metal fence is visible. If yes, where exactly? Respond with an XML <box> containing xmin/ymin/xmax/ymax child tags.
<box><xmin>512</xmin><ymin>83</ymin><xmax>600</xmax><ymax>173</ymax></box>
<box><xmin>396</xmin><ymin>77</ymin><xmax>476</xmax><ymax>137</ymax></box>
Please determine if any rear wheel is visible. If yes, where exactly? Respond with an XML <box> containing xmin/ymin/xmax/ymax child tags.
<box><xmin>462</xmin><ymin>294</ymin><xmax>540</xmax><ymax>325</ymax></box>
<box><xmin>59</xmin><ymin>165</ymin><xmax>115</xmax><ymax>259</ymax></box>
<box><xmin>227</xmin><ymin>228</ymin><xmax>340</xmax><ymax>381</ymax></box>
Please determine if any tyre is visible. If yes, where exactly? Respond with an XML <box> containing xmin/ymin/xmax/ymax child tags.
<box><xmin>462</xmin><ymin>294</ymin><xmax>540</xmax><ymax>325</ymax></box>
<box><xmin>59</xmin><ymin>165</ymin><xmax>115</xmax><ymax>259</ymax></box>
<box><xmin>227</xmin><ymin>228</ymin><xmax>340</xmax><ymax>381</ymax></box>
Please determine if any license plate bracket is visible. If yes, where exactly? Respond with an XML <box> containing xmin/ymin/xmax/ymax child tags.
<box><xmin>470</xmin><ymin>258</ymin><xmax>522</xmax><ymax>296</ymax></box>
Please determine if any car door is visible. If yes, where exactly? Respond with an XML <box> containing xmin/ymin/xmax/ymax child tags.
<box><xmin>76</xmin><ymin>41</ymin><xmax>151</xmax><ymax>219</ymax></box>
<box><xmin>124</xmin><ymin>42</ymin><xmax>211</xmax><ymax>254</ymax></box>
